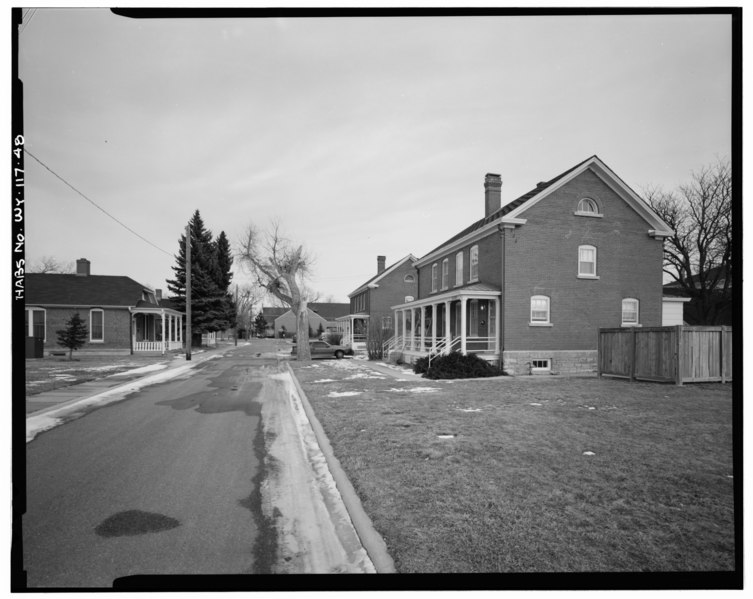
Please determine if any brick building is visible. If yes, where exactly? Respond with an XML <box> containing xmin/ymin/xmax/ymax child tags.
<box><xmin>337</xmin><ymin>254</ymin><xmax>418</xmax><ymax>350</ymax></box>
<box><xmin>25</xmin><ymin>258</ymin><xmax>184</xmax><ymax>355</ymax></box>
<box><xmin>388</xmin><ymin>156</ymin><xmax>672</xmax><ymax>375</ymax></box>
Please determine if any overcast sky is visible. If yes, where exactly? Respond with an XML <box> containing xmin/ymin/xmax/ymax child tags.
<box><xmin>18</xmin><ymin>8</ymin><xmax>732</xmax><ymax>303</ymax></box>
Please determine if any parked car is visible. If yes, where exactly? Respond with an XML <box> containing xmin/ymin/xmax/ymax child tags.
<box><xmin>291</xmin><ymin>340</ymin><xmax>354</xmax><ymax>359</ymax></box>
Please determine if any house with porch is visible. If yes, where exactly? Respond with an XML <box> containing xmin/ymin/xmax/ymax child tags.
<box><xmin>263</xmin><ymin>302</ymin><xmax>350</xmax><ymax>338</ymax></box>
<box><xmin>25</xmin><ymin>258</ymin><xmax>184</xmax><ymax>355</ymax></box>
<box><xmin>336</xmin><ymin>254</ymin><xmax>418</xmax><ymax>351</ymax></box>
<box><xmin>387</xmin><ymin>156</ymin><xmax>673</xmax><ymax>375</ymax></box>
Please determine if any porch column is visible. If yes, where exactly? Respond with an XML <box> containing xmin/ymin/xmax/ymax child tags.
<box><xmin>394</xmin><ymin>311</ymin><xmax>398</xmax><ymax>341</ymax></box>
<box><xmin>444</xmin><ymin>301</ymin><xmax>451</xmax><ymax>354</ymax></box>
<box><xmin>409</xmin><ymin>308</ymin><xmax>415</xmax><ymax>350</ymax></box>
<box><xmin>168</xmin><ymin>314</ymin><xmax>173</xmax><ymax>346</ymax></box>
<box><xmin>401</xmin><ymin>310</ymin><xmax>407</xmax><ymax>349</ymax></box>
<box><xmin>494</xmin><ymin>297</ymin><xmax>501</xmax><ymax>353</ymax></box>
<box><xmin>161</xmin><ymin>311</ymin><xmax>166</xmax><ymax>354</ymax></box>
<box><xmin>178</xmin><ymin>315</ymin><xmax>183</xmax><ymax>345</ymax></box>
<box><xmin>420</xmin><ymin>305</ymin><xmax>426</xmax><ymax>352</ymax></box>
<box><xmin>430</xmin><ymin>304</ymin><xmax>437</xmax><ymax>352</ymax></box>
<box><xmin>460</xmin><ymin>297</ymin><xmax>467</xmax><ymax>355</ymax></box>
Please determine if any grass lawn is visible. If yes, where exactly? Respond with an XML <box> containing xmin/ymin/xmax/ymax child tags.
<box><xmin>290</xmin><ymin>360</ymin><xmax>736</xmax><ymax>574</ymax></box>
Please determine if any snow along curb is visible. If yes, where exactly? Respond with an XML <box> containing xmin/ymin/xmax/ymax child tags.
<box><xmin>285</xmin><ymin>363</ymin><xmax>397</xmax><ymax>574</ymax></box>
<box><xmin>26</xmin><ymin>355</ymin><xmax>221</xmax><ymax>443</ymax></box>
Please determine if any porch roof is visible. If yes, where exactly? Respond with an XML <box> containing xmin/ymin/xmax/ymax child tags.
<box><xmin>391</xmin><ymin>283</ymin><xmax>501</xmax><ymax>310</ymax></box>
<box><xmin>335</xmin><ymin>313</ymin><xmax>370</xmax><ymax>322</ymax></box>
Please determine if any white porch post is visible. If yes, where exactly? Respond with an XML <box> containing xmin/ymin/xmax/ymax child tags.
<box><xmin>409</xmin><ymin>308</ymin><xmax>415</xmax><ymax>350</ymax></box>
<box><xmin>179</xmin><ymin>315</ymin><xmax>183</xmax><ymax>345</ymax></box>
<box><xmin>401</xmin><ymin>310</ymin><xmax>407</xmax><ymax>349</ymax></box>
<box><xmin>168</xmin><ymin>314</ymin><xmax>173</xmax><ymax>346</ymax></box>
<box><xmin>444</xmin><ymin>301</ymin><xmax>451</xmax><ymax>354</ymax></box>
<box><xmin>161</xmin><ymin>311</ymin><xmax>166</xmax><ymax>354</ymax></box>
<box><xmin>430</xmin><ymin>304</ymin><xmax>437</xmax><ymax>352</ymax></box>
<box><xmin>494</xmin><ymin>297</ymin><xmax>501</xmax><ymax>353</ymax></box>
<box><xmin>420</xmin><ymin>306</ymin><xmax>426</xmax><ymax>352</ymax></box>
<box><xmin>394</xmin><ymin>311</ymin><xmax>398</xmax><ymax>341</ymax></box>
<box><xmin>460</xmin><ymin>297</ymin><xmax>467</xmax><ymax>355</ymax></box>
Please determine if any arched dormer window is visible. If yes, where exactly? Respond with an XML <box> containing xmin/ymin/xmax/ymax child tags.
<box><xmin>575</xmin><ymin>198</ymin><xmax>602</xmax><ymax>217</ymax></box>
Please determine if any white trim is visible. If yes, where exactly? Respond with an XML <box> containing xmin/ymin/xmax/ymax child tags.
<box><xmin>530</xmin><ymin>295</ymin><xmax>550</xmax><ymax>325</ymax></box>
<box><xmin>455</xmin><ymin>251</ymin><xmax>463</xmax><ymax>287</ymax></box>
<box><xmin>621</xmin><ymin>298</ymin><xmax>640</xmax><ymax>326</ymax></box>
<box><xmin>469</xmin><ymin>245</ymin><xmax>479</xmax><ymax>282</ymax></box>
<box><xmin>578</xmin><ymin>245</ymin><xmax>597</xmax><ymax>277</ymax></box>
<box><xmin>391</xmin><ymin>287</ymin><xmax>501</xmax><ymax>311</ymax></box>
<box><xmin>26</xmin><ymin>307</ymin><xmax>47</xmax><ymax>341</ymax></box>
<box><xmin>431</xmin><ymin>263</ymin><xmax>438</xmax><ymax>293</ymax></box>
<box><xmin>441</xmin><ymin>258</ymin><xmax>449</xmax><ymax>290</ymax></box>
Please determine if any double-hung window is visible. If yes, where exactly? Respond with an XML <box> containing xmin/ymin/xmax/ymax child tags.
<box><xmin>26</xmin><ymin>307</ymin><xmax>46</xmax><ymax>340</ymax></box>
<box><xmin>90</xmin><ymin>309</ymin><xmax>104</xmax><ymax>342</ymax></box>
<box><xmin>441</xmin><ymin>259</ymin><xmax>449</xmax><ymax>290</ymax></box>
<box><xmin>455</xmin><ymin>252</ymin><xmax>463</xmax><ymax>287</ymax></box>
<box><xmin>530</xmin><ymin>295</ymin><xmax>551</xmax><ymax>325</ymax></box>
<box><xmin>431</xmin><ymin>263</ymin><xmax>438</xmax><ymax>293</ymax></box>
<box><xmin>469</xmin><ymin>245</ymin><xmax>479</xmax><ymax>282</ymax></box>
<box><xmin>622</xmin><ymin>298</ymin><xmax>639</xmax><ymax>326</ymax></box>
<box><xmin>578</xmin><ymin>245</ymin><xmax>597</xmax><ymax>278</ymax></box>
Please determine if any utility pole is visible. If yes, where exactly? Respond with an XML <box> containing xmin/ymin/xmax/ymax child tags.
<box><xmin>234</xmin><ymin>284</ymin><xmax>238</xmax><ymax>346</ymax></box>
<box><xmin>185</xmin><ymin>223</ymin><xmax>192</xmax><ymax>361</ymax></box>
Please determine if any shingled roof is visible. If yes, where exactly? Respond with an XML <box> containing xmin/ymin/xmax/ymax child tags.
<box><xmin>423</xmin><ymin>156</ymin><xmax>597</xmax><ymax>258</ymax></box>
<box><xmin>26</xmin><ymin>273</ymin><xmax>156</xmax><ymax>307</ymax></box>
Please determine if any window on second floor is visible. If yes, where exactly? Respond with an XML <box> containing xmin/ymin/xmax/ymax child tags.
<box><xmin>578</xmin><ymin>245</ymin><xmax>598</xmax><ymax>278</ymax></box>
<box><xmin>622</xmin><ymin>298</ymin><xmax>640</xmax><ymax>326</ymax></box>
<box><xmin>470</xmin><ymin>245</ymin><xmax>479</xmax><ymax>282</ymax></box>
<box><xmin>431</xmin><ymin>263</ymin><xmax>438</xmax><ymax>293</ymax></box>
<box><xmin>455</xmin><ymin>252</ymin><xmax>463</xmax><ymax>287</ymax></box>
<box><xmin>441</xmin><ymin>258</ymin><xmax>449</xmax><ymax>290</ymax></box>
<box><xmin>90</xmin><ymin>309</ymin><xmax>104</xmax><ymax>342</ymax></box>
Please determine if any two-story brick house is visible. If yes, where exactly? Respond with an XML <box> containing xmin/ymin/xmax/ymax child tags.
<box><xmin>337</xmin><ymin>255</ymin><xmax>418</xmax><ymax>350</ymax></box>
<box><xmin>389</xmin><ymin>156</ymin><xmax>672</xmax><ymax>375</ymax></box>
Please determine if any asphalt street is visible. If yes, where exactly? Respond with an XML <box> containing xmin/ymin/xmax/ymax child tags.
<box><xmin>23</xmin><ymin>342</ymin><xmax>283</xmax><ymax>588</ymax></box>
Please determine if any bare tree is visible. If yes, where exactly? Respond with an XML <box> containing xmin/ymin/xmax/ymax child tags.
<box><xmin>234</xmin><ymin>284</ymin><xmax>262</xmax><ymax>339</ymax></box>
<box><xmin>237</xmin><ymin>222</ymin><xmax>316</xmax><ymax>360</ymax></box>
<box><xmin>644</xmin><ymin>158</ymin><xmax>732</xmax><ymax>324</ymax></box>
<box><xmin>28</xmin><ymin>256</ymin><xmax>74</xmax><ymax>274</ymax></box>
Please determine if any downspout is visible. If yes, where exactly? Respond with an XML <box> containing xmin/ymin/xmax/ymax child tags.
<box><xmin>498</xmin><ymin>225</ymin><xmax>506</xmax><ymax>370</ymax></box>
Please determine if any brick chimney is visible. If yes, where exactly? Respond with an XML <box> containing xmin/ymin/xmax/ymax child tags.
<box><xmin>155</xmin><ymin>289</ymin><xmax>162</xmax><ymax>301</ymax></box>
<box><xmin>377</xmin><ymin>255</ymin><xmax>386</xmax><ymax>274</ymax></box>
<box><xmin>76</xmin><ymin>258</ymin><xmax>90</xmax><ymax>276</ymax></box>
<box><xmin>484</xmin><ymin>173</ymin><xmax>502</xmax><ymax>217</ymax></box>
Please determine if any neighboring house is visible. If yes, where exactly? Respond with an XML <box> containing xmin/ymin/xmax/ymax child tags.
<box><xmin>263</xmin><ymin>303</ymin><xmax>350</xmax><ymax>338</ymax></box>
<box><xmin>388</xmin><ymin>156</ymin><xmax>672</xmax><ymax>375</ymax></box>
<box><xmin>25</xmin><ymin>258</ymin><xmax>185</xmax><ymax>355</ymax></box>
<box><xmin>662</xmin><ymin>264</ymin><xmax>732</xmax><ymax>325</ymax></box>
<box><xmin>336</xmin><ymin>255</ymin><xmax>418</xmax><ymax>349</ymax></box>
<box><xmin>260</xmin><ymin>307</ymin><xmax>288</xmax><ymax>337</ymax></box>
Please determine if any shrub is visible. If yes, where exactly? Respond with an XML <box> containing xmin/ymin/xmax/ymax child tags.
<box><xmin>415</xmin><ymin>351</ymin><xmax>504</xmax><ymax>379</ymax></box>
<box><xmin>366</xmin><ymin>323</ymin><xmax>392</xmax><ymax>360</ymax></box>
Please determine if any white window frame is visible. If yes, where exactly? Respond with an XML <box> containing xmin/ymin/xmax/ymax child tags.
<box><xmin>469</xmin><ymin>245</ymin><xmax>479</xmax><ymax>282</ymax></box>
<box><xmin>441</xmin><ymin>258</ymin><xmax>449</xmax><ymax>290</ymax></box>
<box><xmin>578</xmin><ymin>245</ymin><xmax>599</xmax><ymax>279</ymax></box>
<box><xmin>530</xmin><ymin>358</ymin><xmax>552</xmax><ymax>372</ymax></box>
<box><xmin>530</xmin><ymin>295</ymin><xmax>552</xmax><ymax>326</ymax></box>
<box><xmin>90</xmin><ymin>309</ymin><xmax>104</xmax><ymax>343</ymax></box>
<box><xmin>622</xmin><ymin>298</ymin><xmax>640</xmax><ymax>326</ymax></box>
<box><xmin>404</xmin><ymin>274</ymin><xmax>415</xmax><ymax>283</ymax></box>
<box><xmin>431</xmin><ymin>263</ymin><xmax>438</xmax><ymax>293</ymax></box>
<box><xmin>381</xmin><ymin>316</ymin><xmax>393</xmax><ymax>330</ymax></box>
<box><xmin>26</xmin><ymin>307</ymin><xmax>46</xmax><ymax>341</ymax></box>
<box><xmin>455</xmin><ymin>252</ymin><xmax>463</xmax><ymax>287</ymax></box>
<box><xmin>575</xmin><ymin>197</ymin><xmax>603</xmax><ymax>217</ymax></box>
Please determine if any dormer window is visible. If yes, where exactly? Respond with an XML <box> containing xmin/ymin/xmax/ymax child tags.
<box><xmin>575</xmin><ymin>198</ymin><xmax>602</xmax><ymax>217</ymax></box>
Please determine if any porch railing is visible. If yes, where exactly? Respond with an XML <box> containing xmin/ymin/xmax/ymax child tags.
<box><xmin>134</xmin><ymin>340</ymin><xmax>184</xmax><ymax>352</ymax></box>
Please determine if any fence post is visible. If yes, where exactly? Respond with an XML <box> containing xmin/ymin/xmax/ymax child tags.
<box><xmin>629</xmin><ymin>327</ymin><xmax>636</xmax><ymax>381</ymax></box>
<box><xmin>720</xmin><ymin>326</ymin><xmax>727</xmax><ymax>384</ymax></box>
<box><xmin>675</xmin><ymin>325</ymin><xmax>684</xmax><ymax>386</ymax></box>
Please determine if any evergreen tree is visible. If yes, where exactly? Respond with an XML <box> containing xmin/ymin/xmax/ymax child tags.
<box><xmin>166</xmin><ymin>210</ymin><xmax>226</xmax><ymax>336</ymax></box>
<box><xmin>211</xmin><ymin>231</ymin><xmax>237</xmax><ymax>331</ymax></box>
<box><xmin>253</xmin><ymin>312</ymin><xmax>267</xmax><ymax>338</ymax></box>
<box><xmin>56</xmin><ymin>312</ymin><xmax>88</xmax><ymax>360</ymax></box>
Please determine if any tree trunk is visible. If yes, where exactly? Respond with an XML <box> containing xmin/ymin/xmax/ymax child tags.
<box><xmin>296</xmin><ymin>299</ymin><xmax>312</xmax><ymax>361</ymax></box>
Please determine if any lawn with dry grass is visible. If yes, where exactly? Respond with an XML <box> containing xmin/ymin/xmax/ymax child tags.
<box><xmin>290</xmin><ymin>359</ymin><xmax>735</xmax><ymax>574</ymax></box>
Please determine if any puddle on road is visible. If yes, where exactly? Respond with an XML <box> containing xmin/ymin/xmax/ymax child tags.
<box><xmin>95</xmin><ymin>510</ymin><xmax>180</xmax><ymax>537</ymax></box>
<box><xmin>157</xmin><ymin>381</ymin><xmax>263</xmax><ymax>415</ymax></box>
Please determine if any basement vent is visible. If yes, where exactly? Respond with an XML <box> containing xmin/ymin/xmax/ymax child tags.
<box><xmin>530</xmin><ymin>359</ymin><xmax>551</xmax><ymax>373</ymax></box>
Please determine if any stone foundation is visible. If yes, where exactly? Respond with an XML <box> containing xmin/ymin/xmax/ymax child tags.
<box><xmin>502</xmin><ymin>350</ymin><xmax>597</xmax><ymax>376</ymax></box>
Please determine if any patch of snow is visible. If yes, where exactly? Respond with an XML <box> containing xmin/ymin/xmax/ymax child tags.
<box><xmin>458</xmin><ymin>408</ymin><xmax>482</xmax><ymax>412</ymax></box>
<box><xmin>437</xmin><ymin>434</ymin><xmax>456</xmax><ymax>439</ymax></box>
<box><xmin>345</xmin><ymin>373</ymin><xmax>386</xmax><ymax>380</ymax></box>
<box><xmin>109</xmin><ymin>363</ymin><xmax>168</xmax><ymax>376</ymax></box>
<box><xmin>410</xmin><ymin>387</ymin><xmax>440</xmax><ymax>393</ymax></box>
<box><xmin>530</xmin><ymin>402</ymin><xmax>542</xmax><ymax>406</ymax></box>
<box><xmin>327</xmin><ymin>391</ymin><xmax>363</xmax><ymax>398</ymax></box>
<box><xmin>312</xmin><ymin>379</ymin><xmax>336</xmax><ymax>383</ymax></box>
<box><xmin>583</xmin><ymin>451</ymin><xmax>596</xmax><ymax>456</ymax></box>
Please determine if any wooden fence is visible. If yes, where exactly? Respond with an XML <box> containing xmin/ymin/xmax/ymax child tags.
<box><xmin>598</xmin><ymin>325</ymin><xmax>732</xmax><ymax>385</ymax></box>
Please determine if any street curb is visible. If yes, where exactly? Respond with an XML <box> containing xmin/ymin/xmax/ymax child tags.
<box><xmin>286</xmin><ymin>363</ymin><xmax>397</xmax><ymax>574</ymax></box>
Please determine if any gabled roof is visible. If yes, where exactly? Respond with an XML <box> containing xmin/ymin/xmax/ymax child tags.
<box><xmin>417</xmin><ymin>155</ymin><xmax>673</xmax><ymax>265</ymax></box>
<box><xmin>348</xmin><ymin>254</ymin><xmax>417</xmax><ymax>298</ymax></box>
<box><xmin>261</xmin><ymin>306</ymin><xmax>288</xmax><ymax>320</ymax></box>
<box><xmin>308</xmin><ymin>302</ymin><xmax>350</xmax><ymax>320</ymax></box>
<box><xmin>25</xmin><ymin>273</ymin><xmax>156</xmax><ymax>307</ymax></box>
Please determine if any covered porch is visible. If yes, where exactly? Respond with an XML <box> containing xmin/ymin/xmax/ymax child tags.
<box><xmin>386</xmin><ymin>285</ymin><xmax>501</xmax><ymax>364</ymax></box>
<box><xmin>130</xmin><ymin>307</ymin><xmax>184</xmax><ymax>354</ymax></box>
<box><xmin>334</xmin><ymin>313</ymin><xmax>369</xmax><ymax>351</ymax></box>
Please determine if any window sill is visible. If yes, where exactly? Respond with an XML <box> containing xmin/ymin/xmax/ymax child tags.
<box><xmin>621</xmin><ymin>323</ymin><xmax>642</xmax><ymax>328</ymax></box>
<box><xmin>574</xmin><ymin>211</ymin><xmax>604</xmax><ymax>218</ymax></box>
<box><xmin>529</xmin><ymin>322</ymin><xmax>553</xmax><ymax>327</ymax></box>
<box><xmin>89</xmin><ymin>340</ymin><xmax>104</xmax><ymax>344</ymax></box>
<box><xmin>577</xmin><ymin>274</ymin><xmax>600</xmax><ymax>280</ymax></box>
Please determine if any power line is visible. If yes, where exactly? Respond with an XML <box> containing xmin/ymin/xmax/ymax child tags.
<box><xmin>25</xmin><ymin>148</ymin><xmax>174</xmax><ymax>257</ymax></box>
